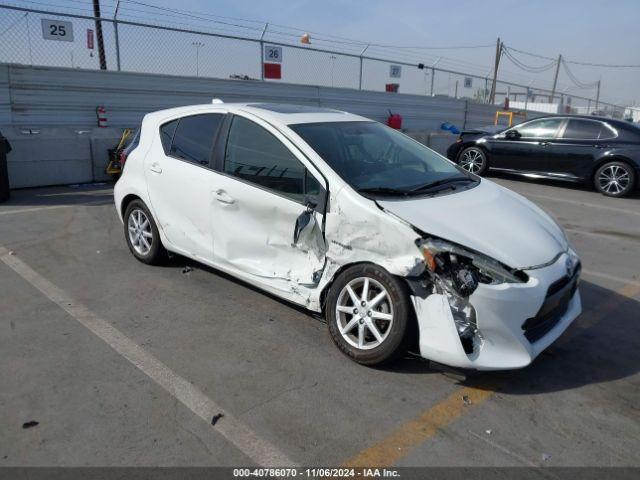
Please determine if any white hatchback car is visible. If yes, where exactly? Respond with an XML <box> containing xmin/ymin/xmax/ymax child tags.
<box><xmin>114</xmin><ymin>102</ymin><xmax>582</xmax><ymax>370</ymax></box>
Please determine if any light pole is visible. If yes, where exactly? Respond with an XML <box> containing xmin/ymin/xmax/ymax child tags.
<box><xmin>192</xmin><ymin>41</ymin><xmax>204</xmax><ymax>77</ymax></box>
<box><xmin>329</xmin><ymin>55</ymin><xmax>336</xmax><ymax>87</ymax></box>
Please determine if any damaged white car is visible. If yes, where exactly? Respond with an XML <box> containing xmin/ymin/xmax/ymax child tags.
<box><xmin>114</xmin><ymin>102</ymin><xmax>582</xmax><ymax>370</ymax></box>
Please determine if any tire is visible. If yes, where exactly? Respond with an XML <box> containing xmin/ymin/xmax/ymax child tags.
<box><xmin>123</xmin><ymin>199</ymin><xmax>167</xmax><ymax>265</ymax></box>
<box><xmin>326</xmin><ymin>264</ymin><xmax>412</xmax><ymax>366</ymax></box>
<box><xmin>594</xmin><ymin>161</ymin><xmax>636</xmax><ymax>197</ymax></box>
<box><xmin>457</xmin><ymin>146</ymin><xmax>488</xmax><ymax>176</ymax></box>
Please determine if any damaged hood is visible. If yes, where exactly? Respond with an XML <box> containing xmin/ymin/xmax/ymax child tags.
<box><xmin>377</xmin><ymin>180</ymin><xmax>568</xmax><ymax>269</ymax></box>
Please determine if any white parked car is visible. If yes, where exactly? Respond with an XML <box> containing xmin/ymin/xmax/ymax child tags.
<box><xmin>114</xmin><ymin>102</ymin><xmax>582</xmax><ymax>370</ymax></box>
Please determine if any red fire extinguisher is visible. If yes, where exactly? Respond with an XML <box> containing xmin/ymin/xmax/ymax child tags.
<box><xmin>386</xmin><ymin>110</ymin><xmax>402</xmax><ymax>129</ymax></box>
<box><xmin>96</xmin><ymin>106</ymin><xmax>108</xmax><ymax>128</ymax></box>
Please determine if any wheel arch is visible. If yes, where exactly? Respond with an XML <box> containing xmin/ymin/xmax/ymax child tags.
<box><xmin>455</xmin><ymin>142</ymin><xmax>487</xmax><ymax>162</ymax></box>
<box><xmin>120</xmin><ymin>193</ymin><xmax>143</xmax><ymax>218</ymax></box>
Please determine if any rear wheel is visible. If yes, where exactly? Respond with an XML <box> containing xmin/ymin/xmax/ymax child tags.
<box><xmin>458</xmin><ymin>147</ymin><xmax>488</xmax><ymax>175</ymax></box>
<box><xmin>124</xmin><ymin>199</ymin><xmax>166</xmax><ymax>265</ymax></box>
<box><xmin>594</xmin><ymin>161</ymin><xmax>635</xmax><ymax>197</ymax></box>
<box><xmin>326</xmin><ymin>264</ymin><xmax>411</xmax><ymax>366</ymax></box>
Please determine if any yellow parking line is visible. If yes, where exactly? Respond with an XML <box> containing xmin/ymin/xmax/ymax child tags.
<box><xmin>343</xmin><ymin>282</ymin><xmax>639</xmax><ymax>468</ymax></box>
<box><xmin>343</xmin><ymin>382</ymin><xmax>500</xmax><ymax>468</ymax></box>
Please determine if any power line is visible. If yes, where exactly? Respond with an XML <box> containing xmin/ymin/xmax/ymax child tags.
<box><xmin>507</xmin><ymin>45</ymin><xmax>640</xmax><ymax>68</ymax></box>
<box><xmin>561</xmin><ymin>59</ymin><xmax>599</xmax><ymax>89</ymax></box>
<box><xmin>502</xmin><ymin>47</ymin><xmax>557</xmax><ymax>73</ymax></box>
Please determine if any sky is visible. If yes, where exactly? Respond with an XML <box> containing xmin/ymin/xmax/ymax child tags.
<box><xmin>164</xmin><ymin>0</ymin><xmax>640</xmax><ymax>105</ymax></box>
<box><xmin>1</xmin><ymin>0</ymin><xmax>639</xmax><ymax>106</ymax></box>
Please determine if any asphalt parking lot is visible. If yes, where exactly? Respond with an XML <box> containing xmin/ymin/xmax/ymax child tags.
<box><xmin>1</xmin><ymin>174</ymin><xmax>639</xmax><ymax>468</ymax></box>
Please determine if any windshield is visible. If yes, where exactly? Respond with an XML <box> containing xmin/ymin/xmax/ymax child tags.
<box><xmin>290</xmin><ymin>121</ymin><xmax>471</xmax><ymax>195</ymax></box>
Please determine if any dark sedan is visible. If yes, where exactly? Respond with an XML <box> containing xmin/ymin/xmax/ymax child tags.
<box><xmin>446</xmin><ymin>115</ymin><xmax>640</xmax><ymax>197</ymax></box>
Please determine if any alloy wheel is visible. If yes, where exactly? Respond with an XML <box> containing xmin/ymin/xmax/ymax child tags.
<box><xmin>335</xmin><ymin>277</ymin><xmax>394</xmax><ymax>350</ymax></box>
<box><xmin>127</xmin><ymin>208</ymin><xmax>153</xmax><ymax>255</ymax></box>
<box><xmin>460</xmin><ymin>149</ymin><xmax>485</xmax><ymax>174</ymax></box>
<box><xmin>598</xmin><ymin>165</ymin><xmax>630</xmax><ymax>195</ymax></box>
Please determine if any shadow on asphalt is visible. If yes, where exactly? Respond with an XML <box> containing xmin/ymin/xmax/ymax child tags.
<box><xmin>2</xmin><ymin>183</ymin><xmax>115</xmax><ymax>208</ymax></box>
<box><xmin>392</xmin><ymin>280</ymin><xmax>640</xmax><ymax>395</ymax></box>
<box><xmin>161</xmin><ymin>251</ymin><xmax>640</xmax><ymax>396</ymax></box>
<box><xmin>486</xmin><ymin>172</ymin><xmax>640</xmax><ymax>200</ymax></box>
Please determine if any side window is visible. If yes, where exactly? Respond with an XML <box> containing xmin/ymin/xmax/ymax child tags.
<box><xmin>169</xmin><ymin>114</ymin><xmax>223</xmax><ymax>165</ymax></box>
<box><xmin>515</xmin><ymin>118</ymin><xmax>563</xmax><ymax>138</ymax></box>
<box><xmin>224</xmin><ymin>116</ymin><xmax>319</xmax><ymax>202</ymax></box>
<box><xmin>159</xmin><ymin>120</ymin><xmax>178</xmax><ymax>154</ymax></box>
<box><xmin>562</xmin><ymin>119</ymin><xmax>604</xmax><ymax>140</ymax></box>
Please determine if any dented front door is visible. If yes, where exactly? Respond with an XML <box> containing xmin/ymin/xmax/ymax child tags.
<box><xmin>210</xmin><ymin>114</ymin><xmax>326</xmax><ymax>287</ymax></box>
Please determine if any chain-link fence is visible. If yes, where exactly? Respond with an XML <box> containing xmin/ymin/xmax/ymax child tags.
<box><xmin>0</xmin><ymin>3</ymin><xmax>625</xmax><ymax>117</ymax></box>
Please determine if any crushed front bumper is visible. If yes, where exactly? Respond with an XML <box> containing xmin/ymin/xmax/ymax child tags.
<box><xmin>412</xmin><ymin>251</ymin><xmax>582</xmax><ymax>370</ymax></box>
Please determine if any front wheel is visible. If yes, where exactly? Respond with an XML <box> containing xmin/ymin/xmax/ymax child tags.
<box><xmin>326</xmin><ymin>264</ymin><xmax>412</xmax><ymax>366</ymax></box>
<box><xmin>458</xmin><ymin>147</ymin><xmax>488</xmax><ymax>176</ymax></box>
<box><xmin>594</xmin><ymin>161</ymin><xmax>635</xmax><ymax>197</ymax></box>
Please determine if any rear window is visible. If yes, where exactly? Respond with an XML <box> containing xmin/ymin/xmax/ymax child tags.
<box><xmin>159</xmin><ymin>120</ymin><xmax>178</xmax><ymax>153</ymax></box>
<box><xmin>562</xmin><ymin>119</ymin><xmax>605</xmax><ymax>140</ymax></box>
<box><xmin>162</xmin><ymin>114</ymin><xmax>224</xmax><ymax>166</ymax></box>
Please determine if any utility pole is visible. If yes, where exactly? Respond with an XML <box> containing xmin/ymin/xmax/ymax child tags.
<box><xmin>595</xmin><ymin>80</ymin><xmax>601</xmax><ymax>111</ymax></box>
<box><xmin>92</xmin><ymin>0</ymin><xmax>107</xmax><ymax>70</ymax></box>
<box><xmin>488</xmin><ymin>37</ymin><xmax>502</xmax><ymax>105</ymax></box>
<box><xmin>549</xmin><ymin>54</ymin><xmax>562</xmax><ymax>104</ymax></box>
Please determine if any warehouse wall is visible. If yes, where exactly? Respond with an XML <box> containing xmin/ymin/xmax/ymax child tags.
<box><xmin>0</xmin><ymin>63</ymin><xmax>546</xmax><ymax>188</ymax></box>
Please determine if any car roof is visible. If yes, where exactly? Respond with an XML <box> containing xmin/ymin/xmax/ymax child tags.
<box><xmin>521</xmin><ymin>114</ymin><xmax>639</xmax><ymax>133</ymax></box>
<box><xmin>146</xmin><ymin>102</ymin><xmax>370</xmax><ymax>126</ymax></box>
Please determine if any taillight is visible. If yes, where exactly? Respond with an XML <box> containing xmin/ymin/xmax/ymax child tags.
<box><xmin>119</xmin><ymin>150</ymin><xmax>128</xmax><ymax>167</ymax></box>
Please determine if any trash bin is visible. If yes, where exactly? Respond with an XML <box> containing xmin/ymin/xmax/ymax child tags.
<box><xmin>0</xmin><ymin>130</ymin><xmax>11</xmax><ymax>203</ymax></box>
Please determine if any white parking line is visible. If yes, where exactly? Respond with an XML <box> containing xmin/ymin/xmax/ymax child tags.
<box><xmin>0</xmin><ymin>201</ymin><xmax>109</xmax><ymax>216</ymax></box>
<box><xmin>523</xmin><ymin>193</ymin><xmax>640</xmax><ymax>217</ymax></box>
<box><xmin>582</xmin><ymin>269</ymin><xmax>640</xmax><ymax>290</ymax></box>
<box><xmin>0</xmin><ymin>245</ymin><xmax>294</xmax><ymax>467</ymax></box>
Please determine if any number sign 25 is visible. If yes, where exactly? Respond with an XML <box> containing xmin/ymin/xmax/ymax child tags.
<box><xmin>41</xmin><ymin>19</ymin><xmax>74</xmax><ymax>42</ymax></box>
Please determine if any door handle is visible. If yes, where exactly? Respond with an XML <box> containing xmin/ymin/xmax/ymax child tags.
<box><xmin>214</xmin><ymin>189</ymin><xmax>235</xmax><ymax>204</ymax></box>
<box><xmin>149</xmin><ymin>162</ymin><xmax>162</xmax><ymax>173</ymax></box>
<box><xmin>539</xmin><ymin>141</ymin><xmax>551</xmax><ymax>147</ymax></box>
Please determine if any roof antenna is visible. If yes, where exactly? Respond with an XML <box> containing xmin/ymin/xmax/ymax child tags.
<box><xmin>211</xmin><ymin>98</ymin><xmax>224</xmax><ymax>104</ymax></box>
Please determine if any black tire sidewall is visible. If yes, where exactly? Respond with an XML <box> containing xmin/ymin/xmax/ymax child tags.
<box><xmin>123</xmin><ymin>200</ymin><xmax>165</xmax><ymax>264</ymax></box>
<box><xmin>326</xmin><ymin>263</ymin><xmax>411</xmax><ymax>366</ymax></box>
<box><xmin>594</xmin><ymin>161</ymin><xmax>636</xmax><ymax>197</ymax></box>
<box><xmin>458</xmin><ymin>146</ymin><xmax>488</xmax><ymax>176</ymax></box>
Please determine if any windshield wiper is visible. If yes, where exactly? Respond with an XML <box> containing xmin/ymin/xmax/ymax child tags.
<box><xmin>357</xmin><ymin>186</ymin><xmax>411</xmax><ymax>196</ymax></box>
<box><xmin>408</xmin><ymin>176</ymin><xmax>474</xmax><ymax>193</ymax></box>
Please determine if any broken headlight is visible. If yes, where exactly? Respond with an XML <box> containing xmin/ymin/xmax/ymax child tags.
<box><xmin>419</xmin><ymin>238</ymin><xmax>528</xmax><ymax>288</ymax></box>
<box><xmin>417</xmin><ymin>237</ymin><xmax>528</xmax><ymax>355</ymax></box>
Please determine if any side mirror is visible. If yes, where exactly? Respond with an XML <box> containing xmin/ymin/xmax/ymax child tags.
<box><xmin>505</xmin><ymin>130</ymin><xmax>521</xmax><ymax>140</ymax></box>
<box><xmin>294</xmin><ymin>209</ymin><xmax>315</xmax><ymax>244</ymax></box>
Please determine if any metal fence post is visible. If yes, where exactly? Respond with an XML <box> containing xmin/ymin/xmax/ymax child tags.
<box><xmin>430</xmin><ymin>58</ymin><xmax>441</xmax><ymax>97</ymax></box>
<box><xmin>358</xmin><ymin>44</ymin><xmax>369</xmax><ymax>91</ymax></box>
<box><xmin>114</xmin><ymin>21</ymin><xmax>121</xmax><ymax>71</ymax></box>
<box><xmin>114</xmin><ymin>0</ymin><xmax>121</xmax><ymax>71</ymax></box>
<box><xmin>430</xmin><ymin>68</ymin><xmax>435</xmax><ymax>96</ymax></box>
<box><xmin>259</xmin><ymin>23</ymin><xmax>268</xmax><ymax>82</ymax></box>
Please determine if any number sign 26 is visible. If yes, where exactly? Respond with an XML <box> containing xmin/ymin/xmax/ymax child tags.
<box><xmin>264</xmin><ymin>45</ymin><xmax>282</xmax><ymax>63</ymax></box>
